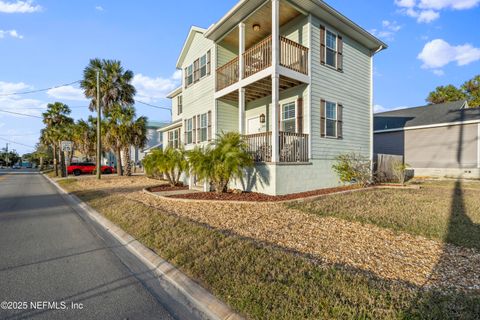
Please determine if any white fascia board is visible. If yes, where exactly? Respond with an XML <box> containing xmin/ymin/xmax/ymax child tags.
<box><xmin>374</xmin><ymin>119</ymin><xmax>480</xmax><ymax>133</ymax></box>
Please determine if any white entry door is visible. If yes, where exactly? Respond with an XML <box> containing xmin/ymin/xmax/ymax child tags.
<box><xmin>247</xmin><ymin>116</ymin><xmax>263</xmax><ymax>134</ymax></box>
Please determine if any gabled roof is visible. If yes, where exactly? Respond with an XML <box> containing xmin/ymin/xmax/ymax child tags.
<box><xmin>204</xmin><ymin>0</ymin><xmax>387</xmax><ymax>52</ymax></box>
<box><xmin>166</xmin><ymin>86</ymin><xmax>182</xmax><ymax>99</ymax></box>
<box><xmin>176</xmin><ymin>26</ymin><xmax>207</xmax><ymax>69</ymax></box>
<box><xmin>146</xmin><ymin>121</ymin><xmax>170</xmax><ymax>129</ymax></box>
<box><xmin>373</xmin><ymin>101</ymin><xmax>480</xmax><ymax>132</ymax></box>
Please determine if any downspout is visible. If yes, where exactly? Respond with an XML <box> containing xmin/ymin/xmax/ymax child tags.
<box><xmin>370</xmin><ymin>45</ymin><xmax>385</xmax><ymax>176</ymax></box>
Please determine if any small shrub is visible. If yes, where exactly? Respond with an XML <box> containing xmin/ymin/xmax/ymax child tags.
<box><xmin>392</xmin><ymin>160</ymin><xmax>410</xmax><ymax>185</ymax></box>
<box><xmin>142</xmin><ymin>148</ymin><xmax>188</xmax><ymax>186</ymax></box>
<box><xmin>332</xmin><ymin>153</ymin><xmax>372</xmax><ymax>187</ymax></box>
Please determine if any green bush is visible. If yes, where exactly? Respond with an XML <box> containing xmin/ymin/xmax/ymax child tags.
<box><xmin>142</xmin><ymin>147</ymin><xmax>188</xmax><ymax>186</ymax></box>
<box><xmin>332</xmin><ymin>153</ymin><xmax>372</xmax><ymax>187</ymax></box>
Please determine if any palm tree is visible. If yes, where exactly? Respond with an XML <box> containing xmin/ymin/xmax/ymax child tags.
<box><xmin>142</xmin><ymin>148</ymin><xmax>188</xmax><ymax>186</ymax></box>
<box><xmin>188</xmin><ymin>132</ymin><xmax>253</xmax><ymax>193</ymax></box>
<box><xmin>72</xmin><ymin>118</ymin><xmax>96</xmax><ymax>161</ymax></box>
<box><xmin>40</xmin><ymin>128</ymin><xmax>58</xmax><ymax>175</ymax></box>
<box><xmin>80</xmin><ymin>59</ymin><xmax>137</xmax><ymax>173</ymax></box>
<box><xmin>42</xmin><ymin>102</ymin><xmax>74</xmax><ymax>177</ymax></box>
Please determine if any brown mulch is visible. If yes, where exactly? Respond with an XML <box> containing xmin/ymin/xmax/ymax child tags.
<box><xmin>148</xmin><ymin>184</ymin><xmax>188</xmax><ymax>192</ymax></box>
<box><xmin>129</xmin><ymin>190</ymin><xmax>480</xmax><ymax>292</ymax></box>
<box><xmin>167</xmin><ymin>185</ymin><xmax>360</xmax><ymax>202</ymax></box>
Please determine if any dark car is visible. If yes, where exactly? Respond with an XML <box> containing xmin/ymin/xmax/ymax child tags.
<box><xmin>67</xmin><ymin>162</ymin><xmax>116</xmax><ymax>176</ymax></box>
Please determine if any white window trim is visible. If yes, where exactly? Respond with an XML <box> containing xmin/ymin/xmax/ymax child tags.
<box><xmin>199</xmin><ymin>113</ymin><xmax>208</xmax><ymax>142</ymax></box>
<box><xmin>186</xmin><ymin>118</ymin><xmax>193</xmax><ymax>144</ymax></box>
<box><xmin>324</xmin><ymin>27</ymin><xmax>338</xmax><ymax>70</ymax></box>
<box><xmin>281</xmin><ymin>100</ymin><xmax>297</xmax><ymax>132</ymax></box>
<box><xmin>177</xmin><ymin>95</ymin><xmax>183</xmax><ymax>115</ymax></box>
<box><xmin>199</xmin><ymin>53</ymin><xmax>208</xmax><ymax>80</ymax></box>
<box><xmin>186</xmin><ymin>65</ymin><xmax>194</xmax><ymax>87</ymax></box>
<box><xmin>325</xmin><ymin>101</ymin><xmax>338</xmax><ymax>138</ymax></box>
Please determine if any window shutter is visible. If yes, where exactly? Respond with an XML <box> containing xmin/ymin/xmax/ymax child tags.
<box><xmin>177</xmin><ymin>128</ymin><xmax>181</xmax><ymax>147</ymax></box>
<box><xmin>192</xmin><ymin>116</ymin><xmax>197</xmax><ymax>143</ymax></box>
<box><xmin>183</xmin><ymin>120</ymin><xmax>187</xmax><ymax>145</ymax></box>
<box><xmin>207</xmin><ymin>50</ymin><xmax>211</xmax><ymax>75</ymax></box>
<box><xmin>337</xmin><ymin>103</ymin><xmax>343</xmax><ymax>139</ymax></box>
<box><xmin>320</xmin><ymin>25</ymin><xmax>326</xmax><ymax>65</ymax></box>
<box><xmin>337</xmin><ymin>35</ymin><xmax>343</xmax><ymax>71</ymax></box>
<box><xmin>184</xmin><ymin>68</ymin><xmax>188</xmax><ymax>89</ymax></box>
<box><xmin>207</xmin><ymin>110</ymin><xmax>212</xmax><ymax>141</ymax></box>
<box><xmin>297</xmin><ymin>98</ymin><xmax>303</xmax><ymax>134</ymax></box>
<box><xmin>320</xmin><ymin>99</ymin><xmax>326</xmax><ymax>137</ymax></box>
<box><xmin>196</xmin><ymin>115</ymin><xmax>201</xmax><ymax>143</ymax></box>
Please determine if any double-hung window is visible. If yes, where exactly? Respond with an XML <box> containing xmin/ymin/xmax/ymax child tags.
<box><xmin>200</xmin><ymin>54</ymin><xmax>207</xmax><ymax>78</ymax></box>
<box><xmin>326</xmin><ymin>30</ymin><xmax>337</xmax><ymax>68</ymax></box>
<box><xmin>199</xmin><ymin>113</ymin><xmax>208</xmax><ymax>142</ymax></box>
<box><xmin>186</xmin><ymin>65</ymin><xmax>193</xmax><ymax>86</ymax></box>
<box><xmin>169</xmin><ymin>129</ymin><xmax>179</xmax><ymax>148</ymax></box>
<box><xmin>325</xmin><ymin>101</ymin><xmax>337</xmax><ymax>137</ymax></box>
<box><xmin>177</xmin><ymin>95</ymin><xmax>183</xmax><ymax>115</ymax></box>
<box><xmin>186</xmin><ymin>118</ymin><xmax>193</xmax><ymax>144</ymax></box>
<box><xmin>281</xmin><ymin>102</ymin><xmax>296</xmax><ymax>133</ymax></box>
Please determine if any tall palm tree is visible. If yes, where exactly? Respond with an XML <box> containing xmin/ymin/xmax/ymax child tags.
<box><xmin>40</xmin><ymin>128</ymin><xmax>58</xmax><ymax>176</ymax></box>
<box><xmin>42</xmin><ymin>102</ymin><xmax>73</xmax><ymax>177</ymax></box>
<box><xmin>72</xmin><ymin>118</ymin><xmax>96</xmax><ymax>161</ymax></box>
<box><xmin>80</xmin><ymin>59</ymin><xmax>137</xmax><ymax>172</ymax></box>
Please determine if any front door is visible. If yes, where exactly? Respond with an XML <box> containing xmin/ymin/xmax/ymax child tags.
<box><xmin>247</xmin><ymin>116</ymin><xmax>263</xmax><ymax>134</ymax></box>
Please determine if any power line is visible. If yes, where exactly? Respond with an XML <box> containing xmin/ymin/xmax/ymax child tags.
<box><xmin>0</xmin><ymin>109</ymin><xmax>42</xmax><ymax>119</ymax></box>
<box><xmin>0</xmin><ymin>137</ymin><xmax>35</xmax><ymax>149</ymax></box>
<box><xmin>0</xmin><ymin>133</ymin><xmax>38</xmax><ymax>137</ymax></box>
<box><xmin>135</xmin><ymin>100</ymin><xmax>172</xmax><ymax>111</ymax></box>
<box><xmin>0</xmin><ymin>80</ymin><xmax>81</xmax><ymax>97</ymax></box>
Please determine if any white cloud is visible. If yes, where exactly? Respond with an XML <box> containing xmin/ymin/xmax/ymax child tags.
<box><xmin>0</xmin><ymin>0</ymin><xmax>41</xmax><ymax>13</ymax></box>
<box><xmin>418</xmin><ymin>39</ymin><xmax>480</xmax><ymax>69</ymax></box>
<box><xmin>395</xmin><ymin>0</ymin><xmax>479</xmax><ymax>22</ymax></box>
<box><xmin>46</xmin><ymin>85</ymin><xmax>86</xmax><ymax>101</ymax></box>
<box><xmin>432</xmin><ymin>69</ymin><xmax>445</xmax><ymax>76</ymax></box>
<box><xmin>0</xmin><ymin>29</ymin><xmax>23</xmax><ymax>39</ymax></box>
<box><xmin>418</xmin><ymin>0</ymin><xmax>480</xmax><ymax>10</ymax></box>
<box><xmin>370</xmin><ymin>20</ymin><xmax>402</xmax><ymax>41</ymax></box>
<box><xmin>0</xmin><ymin>81</ymin><xmax>45</xmax><ymax>117</ymax></box>
<box><xmin>95</xmin><ymin>5</ymin><xmax>103</xmax><ymax>11</ymax></box>
<box><xmin>132</xmin><ymin>71</ymin><xmax>181</xmax><ymax>103</ymax></box>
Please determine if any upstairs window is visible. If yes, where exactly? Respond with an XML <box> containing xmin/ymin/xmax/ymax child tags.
<box><xmin>186</xmin><ymin>65</ymin><xmax>193</xmax><ymax>86</ymax></box>
<box><xmin>326</xmin><ymin>30</ymin><xmax>337</xmax><ymax>68</ymax></box>
<box><xmin>177</xmin><ymin>95</ymin><xmax>183</xmax><ymax>115</ymax></box>
<box><xmin>281</xmin><ymin>102</ymin><xmax>296</xmax><ymax>133</ymax></box>
<box><xmin>200</xmin><ymin>54</ymin><xmax>207</xmax><ymax>78</ymax></box>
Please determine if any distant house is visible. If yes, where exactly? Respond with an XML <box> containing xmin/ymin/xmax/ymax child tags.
<box><xmin>130</xmin><ymin>121</ymin><xmax>169</xmax><ymax>165</ymax></box>
<box><xmin>374</xmin><ymin>101</ymin><xmax>480</xmax><ymax>179</ymax></box>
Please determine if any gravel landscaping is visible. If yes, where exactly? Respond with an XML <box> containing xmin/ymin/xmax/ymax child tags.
<box><xmin>56</xmin><ymin>175</ymin><xmax>480</xmax><ymax>318</ymax></box>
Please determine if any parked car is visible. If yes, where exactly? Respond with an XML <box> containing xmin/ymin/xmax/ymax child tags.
<box><xmin>12</xmin><ymin>164</ymin><xmax>21</xmax><ymax>169</ymax></box>
<box><xmin>67</xmin><ymin>162</ymin><xmax>116</xmax><ymax>176</ymax></box>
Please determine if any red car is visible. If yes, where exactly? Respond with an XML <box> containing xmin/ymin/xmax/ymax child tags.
<box><xmin>67</xmin><ymin>162</ymin><xmax>116</xmax><ymax>176</ymax></box>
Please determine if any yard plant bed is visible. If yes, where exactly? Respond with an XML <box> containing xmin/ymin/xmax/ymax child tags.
<box><xmin>56</xmin><ymin>177</ymin><xmax>480</xmax><ymax>319</ymax></box>
<box><xmin>167</xmin><ymin>185</ymin><xmax>359</xmax><ymax>202</ymax></box>
<box><xmin>148</xmin><ymin>184</ymin><xmax>188</xmax><ymax>192</ymax></box>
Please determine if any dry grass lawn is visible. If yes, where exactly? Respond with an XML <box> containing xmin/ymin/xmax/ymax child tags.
<box><xmin>56</xmin><ymin>175</ymin><xmax>480</xmax><ymax>319</ymax></box>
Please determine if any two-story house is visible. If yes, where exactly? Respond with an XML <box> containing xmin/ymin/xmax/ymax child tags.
<box><xmin>160</xmin><ymin>0</ymin><xmax>387</xmax><ymax>195</ymax></box>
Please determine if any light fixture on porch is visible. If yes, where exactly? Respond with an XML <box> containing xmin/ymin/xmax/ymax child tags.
<box><xmin>259</xmin><ymin>113</ymin><xmax>266</xmax><ymax>123</ymax></box>
<box><xmin>252</xmin><ymin>24</ymin><xmax>261</xmax><ymax>32</ymax></box>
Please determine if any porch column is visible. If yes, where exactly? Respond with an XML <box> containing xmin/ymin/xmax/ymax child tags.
<box><xmin>239</xmin><ymin>22</ymin><xmax>245</xmax><ymax>80</ymax></box>
<box><xmin>271</xmin><ymin>0</ymin><xmax>280</xmax><ymax>162</ymax></box>
<box><xmin>239</xmin><ymin>88</ymin><xmax>245</xmax><ymax>134</ymax></box>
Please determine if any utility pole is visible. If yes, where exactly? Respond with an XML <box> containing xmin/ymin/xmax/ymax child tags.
<box><xmin>96</xmin><ymin>69</ymin><xmax>102</xmax><ymax>180</ymax></box>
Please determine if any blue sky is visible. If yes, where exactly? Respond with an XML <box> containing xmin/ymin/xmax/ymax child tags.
<box><xmin>0</xmin><ymin>0</ymin><xmax>479</xmax><ymax>154</ymax></box>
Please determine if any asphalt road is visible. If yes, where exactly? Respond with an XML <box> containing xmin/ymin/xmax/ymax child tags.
<box><xmin>0</xmin><ymin>169</ymin><xmax>202</xmax><ymax>320</ymax></box>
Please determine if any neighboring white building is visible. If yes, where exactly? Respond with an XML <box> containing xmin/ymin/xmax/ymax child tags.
<box><xmin>130</xmin><ymin>121</ymin><xmax>169</xmax><ymax>165</ymax></box>
<box><xmin>160</xmin><ymin>0</ymin><xmax>387</xmax><ymax>195</ymax></box>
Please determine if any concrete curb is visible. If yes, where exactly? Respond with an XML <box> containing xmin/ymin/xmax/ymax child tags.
<box><xmin>143</xmin><ymin>184</ymin><xmax>421</xmax><ymax>205</ymax></box>
<box><xmin>42</xmin><ymin>174</ymin><xmax>243</xmax><ymax>320</ymax></box>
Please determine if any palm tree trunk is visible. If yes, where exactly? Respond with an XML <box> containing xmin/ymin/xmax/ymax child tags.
<box><xmin>123</xmin><ymin>147</ymin><xmax>132</xmax><ymax>176</ymax></box>
<box><xmin>116</xmin><ymin>148</ymin><xmax>123</xmax><ymax>176</ymax></box>
<box><xmin>53</xmin><ymin>145</ymin><xmax>58</xmax><ymax>177</ymax></box>
<box><xmin>39</xmin><ymin>156</ymin><xmax>44</xmax><ymax>171</ymax></box>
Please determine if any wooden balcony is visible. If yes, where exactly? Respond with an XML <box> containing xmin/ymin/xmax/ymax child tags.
<box><xmin>243</xmin><ymin>131</ymin><xmax>309</xmax><ymax>163</ymax></box>
<box><xmin>216</xmin><ymin>36</ymin><xmax>309</xmax><ymax>92</ymax></box>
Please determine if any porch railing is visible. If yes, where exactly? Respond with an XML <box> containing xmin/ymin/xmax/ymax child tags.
<box><xmin>216</xmin><ymin>36</ymin><xmax>309</xmax><ymax>92</ymax></box>
<box><xmin>216</xmin><ymin>57</ymin><xmax>239</xmax><ymax>91</ymax></box>
<box><xmin>243</xmin><ymin>131</ymin><xmax>309</xmax><ymax>163</ymax></box>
